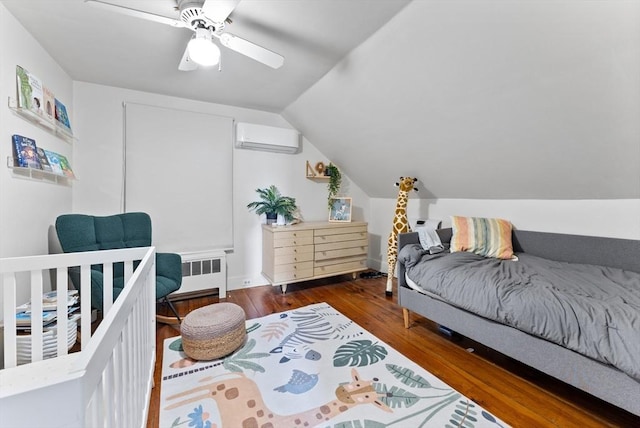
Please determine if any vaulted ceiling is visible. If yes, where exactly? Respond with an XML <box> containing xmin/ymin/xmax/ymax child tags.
<box><xmin>2</xmin><ymin>0</ymin><xmax>410</xmax><ymax>112</ymax></box>
<box><xmin>4</xmin><ymin>0</ymin><xmax>639</xmax><ymax>200</ymax></box>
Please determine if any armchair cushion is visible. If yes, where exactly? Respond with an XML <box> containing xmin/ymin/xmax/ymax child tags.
<box><xmin>56</xmin><ymin>212</ymin><xmax>182</xmax><ymax>310</ymax></box>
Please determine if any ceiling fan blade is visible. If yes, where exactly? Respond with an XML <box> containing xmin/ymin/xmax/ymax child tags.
<box><xmin>202</xmin><ymin>0</ymin><xmax>240</xmax><ymax>23</ymax></box>
<box><xmin>85</xmin><ymin>0</ymin><xmax>187</xmax><ymax>28</ymax></box>
<box><xmin>218</xmin><ymin>33</ymin><xmax>284</xmax><ymax>69</ymax></box>
<box><xmin>178</xmin><ymin>43</ymin><xmax>198</xmax><ymax>71</ymax></box>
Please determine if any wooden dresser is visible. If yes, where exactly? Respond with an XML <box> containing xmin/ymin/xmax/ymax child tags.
<box><xmin>262</xmin><ymin>221</ymin><xmax>368</xmax><ymax>292</ymax></box>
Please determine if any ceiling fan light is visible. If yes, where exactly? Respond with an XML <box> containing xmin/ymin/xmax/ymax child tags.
<box><xmin>188</xmin><ymin>28</ymin><xmax>221</xmax><ymax>66</ymax></box>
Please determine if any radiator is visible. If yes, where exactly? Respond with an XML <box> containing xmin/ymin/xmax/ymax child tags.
<box><xmin>174</xmin><ymin>250</ymin><xmax>227</xmax><ymax>299</ymax></box>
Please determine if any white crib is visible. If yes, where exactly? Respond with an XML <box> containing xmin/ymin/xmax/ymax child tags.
<box><xmin>0</xmin><ymin>247</ymin><xmax>156</xmax><ymax>428</ymax></box>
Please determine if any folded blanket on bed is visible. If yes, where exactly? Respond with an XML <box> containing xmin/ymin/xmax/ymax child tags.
<box><xmin>416</xmin><ymin>219</ymin><xmax>444</xmax><ymax>254</ymax></box>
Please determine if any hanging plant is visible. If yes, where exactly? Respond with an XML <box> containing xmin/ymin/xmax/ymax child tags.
<box><xmin>325</xmin><ymin>163</ymin><xmax>342</xmax><ymax>209</ymax></box>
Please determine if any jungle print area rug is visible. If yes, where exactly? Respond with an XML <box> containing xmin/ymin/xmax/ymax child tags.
<box><xmin>160</xmin><ymin>302</ymin><xmax>509</xmax><ymax>428</ymax></box>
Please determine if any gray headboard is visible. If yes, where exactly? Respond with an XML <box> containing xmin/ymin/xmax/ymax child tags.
<box><xmin>406</xmin><ymin>228</ymin><xmax>640</xmax><ymax>273</ymax></box>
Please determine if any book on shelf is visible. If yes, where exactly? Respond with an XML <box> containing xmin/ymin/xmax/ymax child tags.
<box><xmin>57</xmin><ymin>153</ymin><xmax>76</xmax><ymax>178</ymax></box>
<box><xmin>11</xmin><ymin>134</ymin><xmax>41</xmax><ymax>169</ymax></box>
<box><xmin>43</xmin><ymin>86</ymin><xmax>56</xmax><ymax>124</ymax></box>
<box><xmin>54</xmin><ymin>98</ymin><xmax>72</xmax><ymax>131</ymax></box>
<box><xmin>43</xmin><ymin>149</ymin><xmax>75</xmax><ymax>178</ymax></box>
<box><xmin>36</xmin><ymin>147</ymin><xmax>52</xmax><ymax>172</ymax></box>
<box><xmin>15</xmin><ymin>65</ymin><xmax>44</xmax><ymax>116</ymax></box>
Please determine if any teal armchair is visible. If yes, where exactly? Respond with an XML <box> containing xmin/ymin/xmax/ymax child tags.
<box><xmin>55</xmin><ymin>212</ymin><xmax>182</xmax><ymax>320</ymax></box>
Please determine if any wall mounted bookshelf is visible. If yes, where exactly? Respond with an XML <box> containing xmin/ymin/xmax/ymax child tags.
<box><xmin>7</xmin><ymin>156</ymin><xmax>74</xmax><ymax>185</ymax></box>
<box><xmin>8</xmin><ymin>97</ymin><xmax>75</xmax><ymax>144</ymax></box>
<box><xmin>305</xmin><ymin>160</ymin><xmax>330</xmax><ymax>181</ymax></box>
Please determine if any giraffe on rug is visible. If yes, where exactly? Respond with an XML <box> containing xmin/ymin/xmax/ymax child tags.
<box><xmin>386</xmin><ymin>177</ymin><xmax>418</xmax><ymax>295</ymax></box>
<box><xmin>165</xmin><ymin>368</ymin><xmax>392</xmax><ymax>427</ymax></box>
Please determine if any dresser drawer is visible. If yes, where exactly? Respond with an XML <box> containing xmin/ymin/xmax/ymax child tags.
<box><xmin>274</xmin><ymin>244</ymin><xmax>314</xmax><ymax>257</ymax></box>
<box><xmin>272</xmin><ymin>267</ymin><xmax>314</xmax><ymax>283</ymax></box>
<box><xmin>314</xmin><ymin>259</ymin><xmax>367</xmax><ymax>276</ymax></box>
<box><xmin>315</xmin><ymin>238</ymin><xmax>368</xmax><ymax>253</ymax></box>
<box><xmin>274</xmin><ymin>251</ymin><xmax>314</xmax><ymax>265</ymax></box>
<box><xmin>315</xmin><ymin>225</ymin><xmax>367</xmax><ymax>237</ymax></box>
<box><xmin>273</xmin><ymin>261</ymin><xmax>314</xmax><ymax>275</ymax></box>
<box><xmin>274</xmin><ymin>236</ymin><xmax>314</xmax><ymax>248</ymax></box>
<box><xmin>274</xmin><ymin>230</ymin><xmax>313</xmax><ymax>241</ymax></box>
<box><xmin>315</xmin><ymin>245</ymin><xmax>368</xmax><ymax>261</ymax></box>
<box><xmin>314</xmin><ymin>231</ymin><xmax>367</xmax><ymax>244</ymax></box>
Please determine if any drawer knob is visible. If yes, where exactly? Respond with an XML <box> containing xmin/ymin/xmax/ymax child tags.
<box><xmin>293</xmin><ymin>233</ymin><xmax>297</xmax><ymax>237</ymax></box>
<box><xmin>293</xmin><ymin>241</ymin><xmax>297</xmax><ymax>244</ymax></box>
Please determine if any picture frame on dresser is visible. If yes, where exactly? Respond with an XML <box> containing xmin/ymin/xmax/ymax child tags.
<box><xmin>329</xmin><ymin>197</ymin><xmax>352</xmax><ymax>222</ymax></box>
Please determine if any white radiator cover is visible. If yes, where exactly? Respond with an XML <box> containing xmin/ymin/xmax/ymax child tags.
<box><xmin>174</xmin><ymin>250</ymin><xmax>227</xmax><ymax>298</ymax></box>
<box><xmin>235</xmin><ymin>122</ymin><xmax>300</xmax><ymax>154</ymax></box>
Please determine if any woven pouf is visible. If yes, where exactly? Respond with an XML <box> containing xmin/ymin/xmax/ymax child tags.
<box><xmin>181</xmin><ymin>303</ymin><xmax>246</xmax><ymax>360</ymax></box>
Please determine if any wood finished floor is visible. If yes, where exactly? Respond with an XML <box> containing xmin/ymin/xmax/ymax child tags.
<box><xmin>149</xmin><ymin>274</ymin><xmax>639</xmax><ymax>428</ymax></box>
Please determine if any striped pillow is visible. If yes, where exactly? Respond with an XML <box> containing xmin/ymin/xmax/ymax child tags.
<box><xmin>450</xmin><ymin>216</ymin><xmax>516</xmax><ymax>260</ymax></box>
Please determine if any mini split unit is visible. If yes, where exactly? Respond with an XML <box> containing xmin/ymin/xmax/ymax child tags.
<box><xmin>235</xmin><ymin>122</ymin><xmax>301</xmax><ymax>154</ymax></box>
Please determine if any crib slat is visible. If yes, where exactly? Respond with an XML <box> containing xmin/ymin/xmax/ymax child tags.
<box><xmin>2</xmin><ymin>273</ymin><xmax>18</xmax><ymax>368</ymax></box>
<box><xmin>56</xmin><ymin>268</ymin><xmax>69</xmax><ymax>357</ymax></box>
<box><xmin>30</xmin><ymin>269</ymin><xmax>44</xmax><ymax>363</ymax></box>
<box><xmin>103</xmin><ymin>262</ymin><xmax>114</xmax><ymax>315</ymax></box>
<box><xmin>80</xmin><ymin>264</ymin><xmax>92</xmax><ymax>349</ymax></box>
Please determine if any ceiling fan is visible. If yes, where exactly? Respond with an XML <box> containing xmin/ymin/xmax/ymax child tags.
<box><xmin>85</xmin><ymin>0</ymin><xmax>284</xmax><ymax>70</ymax></box>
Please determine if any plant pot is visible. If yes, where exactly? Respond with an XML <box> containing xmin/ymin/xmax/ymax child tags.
<box><xmin>276</xmin><ymin>213</ymin><xmax>286</xmax><ymax>226</ymax></box>
<box><xmin>266</xmin><ymin>212</ymin><xmax>277</xmax><ymax>225</ymax></box>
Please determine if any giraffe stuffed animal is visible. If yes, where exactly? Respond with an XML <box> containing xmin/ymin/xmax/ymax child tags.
<box><xmin>386</xmin><ymin>177</ymin><xmax>418</xmax><ymax>295</ymax></box>
<box><xmin>165</xmin><ymin>368</ymin><xmax>392</xmax><ymax>427</ymax></box>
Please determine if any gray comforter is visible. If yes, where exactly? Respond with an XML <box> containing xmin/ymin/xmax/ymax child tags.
<box><xmin>398</xmin><ymin>244</ymin><xmax>640</xmax><ymax>381</ymax></box>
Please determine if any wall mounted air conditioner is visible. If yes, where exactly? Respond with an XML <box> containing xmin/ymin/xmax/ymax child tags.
<box><xmin>235</xmin><ymin>122</ymin><xmax>301</xmax><ymax>154</ymax></box>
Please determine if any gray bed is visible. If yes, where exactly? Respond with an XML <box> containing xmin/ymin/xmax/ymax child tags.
<box><xmin>397</xmin><ymin>228</ymin><xmax>640</xmax><ymax>416</ymax></box>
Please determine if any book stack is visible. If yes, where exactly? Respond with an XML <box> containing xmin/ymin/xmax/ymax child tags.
<box><xmin>11</xmin><ymin>134</ymin><xmax>75</xmax><ymax>178</ymax></box>
<box><xmin>15</xmin><ymin>289</ymin><xmax>79</xmax><ymax>330</ymax></box>
<box><xmin>11</xmin><ymin>290</ymin><xmax>80</xmax><ymax>365</ymax></box>
<box><xmin>16</xmin><ymin>65</ymin><xmax>72</xmax><ymax>132</ymax></box>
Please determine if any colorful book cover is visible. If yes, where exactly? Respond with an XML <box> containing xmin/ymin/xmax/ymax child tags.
<box><xmin>15</xmin><ymin>65</ymin><xmax>44</xmax><ymax>115</ymax></box>
<box><xmin>57</xmin><ymin>153</ymin><xmax>76</xmax><ymax>178</ymax></box>
<box><xmin>44</xmin><ymin>150</ymin><xmax>74</xmax><ymax>177</ymax></box>
<box><xmin>36</xmin><ymin>147</ymin><xmax>52</xmax><ymax>172</ymax></box>
<box><xmin>16</xmin><ymin>310</ymin><xmax>56</xmax><ymax>326</ymax></box>
<box><xmin>43</xmin><ymin>149</ymin><xmax>63</xmax><ymax>175</ymax></box>
<box><xmin>12</xmin><ymin>134</ymin><xmax>41</xmax><ymax>169</ymax></box>
<box><xmin>54</xmin><ymin>98</ymin><xmax>72</xmax><ymax>130</ymax></box>
<box><xmin>43</xmin><ymin>86</ymin><xmax>56</xmax><ymax>123</ymax></box>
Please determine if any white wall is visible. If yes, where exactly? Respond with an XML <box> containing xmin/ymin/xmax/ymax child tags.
<box><xmin>72</xmin><ymin>82</ymin><xmax>370</xmax><ymax>290</ymax></box>
<box><xmin>368</xmin><ymin>197</ymin><xmax>640</xmax><ymax>271</ymax></box>
<box><xmin>0</xmin><ymin>3</ymin><xmax>74</xmax><ymax>313</ymax></box>
<box><xmin>0</xmin><ymin>3</ymin><xmax>73</xmax><ymax>259</ymax></box>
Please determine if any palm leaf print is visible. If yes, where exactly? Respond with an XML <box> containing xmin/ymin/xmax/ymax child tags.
<box><xmin>261</xmin><ymin>321</ymin><xmax>289</xmax><ymax>341</ymax></box>
<box><xmin>445</xmin><ymin>399</ymin><xmax>479</xmax><ymax>428</ymax></box>
<box><xmin>333</xmin><ymin>339</ymin><xmax>388</xmax><ymax>367</ymax></box>
<box><xmin>223</xmin><ymin>338</ymin><xmax>271</xmax><ymax>373</ymax></box>
<box><xmin>375</xmin><ymin>383</ymin><xmax>420</xmax><ymax>409</ymax></box>
<box><xmin>333</xmin><ymin>420</ymin><xmax>387</xmax><ymax>428</ymax></box>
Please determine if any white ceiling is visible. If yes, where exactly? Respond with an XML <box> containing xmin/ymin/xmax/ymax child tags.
<box><xmin>1</xmin><ymin>0</ymin><xmax>411</xmax><ymax>113</ymax></box>
<box><xmin>4</xmin><ymin>0</ymin><xmax>639</xmax><ymax>201</ymax></box>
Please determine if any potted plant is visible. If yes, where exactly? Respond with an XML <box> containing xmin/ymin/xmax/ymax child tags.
<box><xmin>325</xmin><ymin>163</ymin><xmax>342</xmax><ymax>209</ymax></box>
<box><xmin>247</xmin><ymin>185</ymin><xmax>297</xmax><ymax>225</ymax></box>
